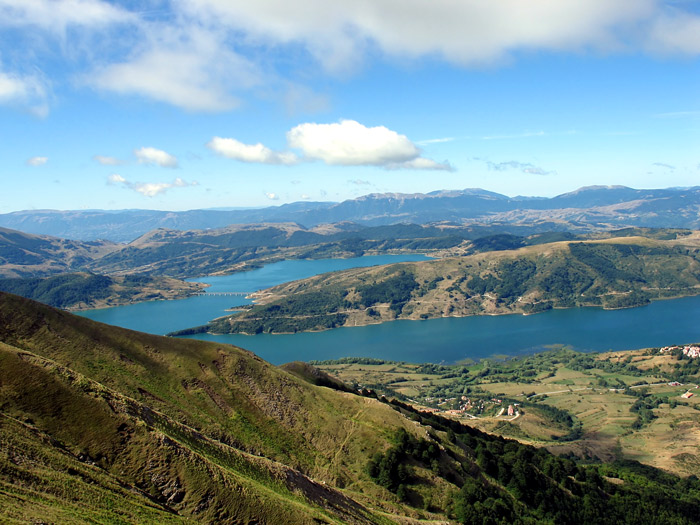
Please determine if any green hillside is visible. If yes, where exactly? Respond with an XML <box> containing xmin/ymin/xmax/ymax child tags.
<box><xmin>0</xmin><ymin>272</ymin><xmax>205</xmax><ymax>310</ymax></box>
<box><xmin>195</xmin><ymin>233</ymin><xmax>700</xmax><ymax>335</ymax></box>
<box><xmin>3</xmin><ymin>292</ymin><xmax>700</xmax><ymax>523</ymax></box>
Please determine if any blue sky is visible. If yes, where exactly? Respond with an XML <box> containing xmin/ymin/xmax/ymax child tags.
<box><xmin>1</xmin><ymin>0</ymin><xmax>698</xmax><ymax>212</ymax></box>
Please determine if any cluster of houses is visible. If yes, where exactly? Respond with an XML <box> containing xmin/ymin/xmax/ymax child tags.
<box><xmin>423</xmin><ymin>395</ymin><xmax>523</xmax><ymax>419</ymax></box>
<box><xmin>659</xmin><ymin>345</ymin><xmax>700</xmax><ymax>358</ymax></box>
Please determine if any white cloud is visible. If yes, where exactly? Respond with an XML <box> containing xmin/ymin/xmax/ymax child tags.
<box><xmin>26</xmin><ymin>156</ymin><xmax>48</xmax><ymax>166</ymax></box>
<box><xmin>87</xmin><ymin>27</ymin><xmax>259</xmax><ymax>112</ymax></box>
<box><xmin>0</xmin><ymin>69</ymin><xmax>49</xmax><ymax>116</ymax></box>
<box><xmin>287</xmin><ymin>120</ymin><xmax>419</xmax><ymax>166</ymax></box>
<box><xmin>288</xmin><ymin>120</ymin><xmax>453</xmax><ymax>170</ymax></box>
<box><xmin>93</xmin><ymin>155</ymin><xmax>123</xmax><ymax>166</ymax></box>
<box><xmin>388</xmin><ymin>157</ymin><xmax>454</xmax><ymax>171</ymax></box>
<box><xmin>134</xmin><ymin>147</ymin><xmax>178</xmax><ymax>168</ymax></box>
<box><xmin>417</xmin><ymin>137</ymin><xmax>455</xmax><ymax>145</ymax></box>
<box><xmin>207</xmin><ymin>137</ymin><xmax>298</xmax><ymax>165</ymax></box>
<box><xmin>107</xmin><ymin>174</ymin><xmax>126</xmax><ymax>184</ymax></box>
<box><xmin>6</xmin><ymin>0</ymin><xmax>700</xmax><ymax>118</ymax></box>
<box><xmin>210</xmin><ymin>119</ymin><xmax>451</xmax><ymax>170</ymax></box>
<box><xmin>649</xmin><ymin>10</ymin><xmax>700</xmax><ymax>54</ymax></box>
<box><xmin>0</xmin><ymin>0</ymin><xmax>134</xmax><ymax>32</ymax></box>
<box><xmin>107</xmin><ymin>174</ymin><xmax>197</xmax><ymax>197</ymax></box>
<box><xmin>0</xmin><ymin>72</ymin><xmax>32</xmax><ymax>101</ymax></box>
<box><xmin>184</xmin><ymin>0</ymin><xmax>660</xmax><ymax>69</ymax></box>
<box><xmin>486</xmin><ymin>160</ymin><xmax>555</xmax><ymax>176</ymax></box>
<box><xmin>265</xmin><ymin>192</ymin><xmax>279</xmax><ymax>200</ymax></box>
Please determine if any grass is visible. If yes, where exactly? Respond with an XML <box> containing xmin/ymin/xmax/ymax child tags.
<box><xmin>0</xmin><ymin>292</ymin><xmax>427</xmax><ymax>523</ymax></box>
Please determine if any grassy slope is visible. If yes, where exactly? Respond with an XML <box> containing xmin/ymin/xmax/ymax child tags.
<box><xmin>204</xmin><ymin>233</ymin><xmax>700</xmax><ymax>334</ymax></box>
<box><xmin>0</xmin><ymin>291</ymin><xmax>432</xmax><ymax>523</ymax></box>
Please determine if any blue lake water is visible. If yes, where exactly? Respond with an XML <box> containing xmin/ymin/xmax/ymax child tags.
<box><xmin>77</xmin><ymin>255</ymin><xmax>430</xmax><ymax>335</ymax></box>
<box><xmin>78</xmin><ymin>255</ymin><xmax>700</xmax><ymax>365</ymax></box>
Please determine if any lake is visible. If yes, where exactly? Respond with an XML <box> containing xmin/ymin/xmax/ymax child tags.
<box><xmin>78</xmin><ymin>255</ymin><xmax>700</xmax><ymax>365</ymax></box>
<box><xmin>78</xmin><ymin>255</ymin><xmax>430</xmax><ymax>335</ymax></box>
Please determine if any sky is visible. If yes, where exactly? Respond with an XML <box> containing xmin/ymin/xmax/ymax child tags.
<box><xmin>0</xmin><ymin>0</ymin><xmax>699</xmax><ymax>213</ymax></box>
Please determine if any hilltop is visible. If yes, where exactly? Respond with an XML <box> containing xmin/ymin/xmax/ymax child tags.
<box><xmin>3</xmin><ymin>291</ymin><xmax>700</xmax><ymax>523</ymax></box>
<box><xmin>190</xmin><ymin>231</ymin><xmax>700</xmax><ymax>335</ymax></box>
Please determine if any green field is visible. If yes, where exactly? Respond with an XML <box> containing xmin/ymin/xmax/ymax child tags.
<box><xmin>315</xmin><ymin>345</ymin><xmax>700</xmax><ymax>476</ymax></box>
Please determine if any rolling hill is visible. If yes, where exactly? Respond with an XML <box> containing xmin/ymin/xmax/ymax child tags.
<box><xmin>0</xmin><ymin>227</ymin><xmax>118</xmax><ymax>278</ymax></box>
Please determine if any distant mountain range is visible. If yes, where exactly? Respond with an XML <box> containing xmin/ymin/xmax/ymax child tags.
<box><xmin>2</xmin><ymin>185</ymin><xmax>699</xmax><ymax>242</ymax></box>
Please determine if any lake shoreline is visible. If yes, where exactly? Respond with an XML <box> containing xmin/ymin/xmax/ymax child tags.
<box><xmin>201</xmin><ymin>289</ymin><xmax>700</xmax><ymax>336</ymax></box>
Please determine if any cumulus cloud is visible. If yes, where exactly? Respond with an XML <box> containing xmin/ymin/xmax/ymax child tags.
<box><xmin>93</xmin><ymin>155</ymin><xmax>123</xmax><ymax>166</ymax></box>
<box><xmin>26</xmin><ymin>156</ymin><xmax>48</xmax><ymax>166</ymax></box>
<box><xmin>287</xmin><ymin>120</ymin><xmax>419</xmax><ymax>166</ymax></box>
<box><xmin>264</xmin><ymin>192</ymin><xmax>280</xmax><ymax>200</ymax></box>
<box><xmin>486</xmin><ymin>160</ymin><xmax>555</xmax><ymax>176</ymax></box>
<box><xmin>206</xmin><ymin>137</ymin><xmax>298</xmax><ymax>165</ymax></box>
<box><xmin>108</xmin><ymin>174</ymin><xmax>197</xmax><ymax>197</ymax></box>
<box><xmin>134</xmin><ymin>147</ymin><xmax>178</xmax><ymax>168</ymax></box>
<box><xmin>288</xmin><ymin>120</ymin><xmax>452</xmax><ymax>170</ymax></box>
<box><xmin>209</xmin><ymin>120</ymin><xmax>451</xmax><ymax>170</ymax></box>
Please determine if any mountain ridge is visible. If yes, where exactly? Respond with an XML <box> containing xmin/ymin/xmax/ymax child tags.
<box><xmin>2</xmin><ymin>185</ymin><xmax>699</xmax><ymax>242</ymax></box>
